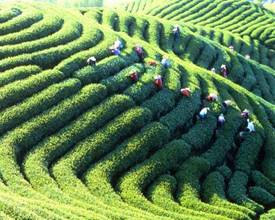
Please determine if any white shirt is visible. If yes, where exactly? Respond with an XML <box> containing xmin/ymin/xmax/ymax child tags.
<box><xmin>114</xmin><ymin>40</ymin><xmax>122</xmax><ymax>48</ymax></box>
<box><xmin>218</xmin><ymin>114</ymin><xmax>225</xmax><ymax>122</ymax></box>
<box><xmin>89</xmin><ymin>57</ymin><xmax>96</xmax><ymax>62</ymax></box>
<box><xmin>161</xmin><ymin>58</ymin><xmax>170</xmax><ymax>65</ymax></box>
<box><xmin>173</xmin><ymin>26</ymin><xmax>179</xmax><ymax>32</ymax></box>
<box><xmin>247</xmin><ymin>121</ymin><xmax>255</xmax><ymax>132</ymax></box>
<box><xmin>200</xmin><ymin>108</ymin><xmax>209</xmax><ymax>116</ymax></box>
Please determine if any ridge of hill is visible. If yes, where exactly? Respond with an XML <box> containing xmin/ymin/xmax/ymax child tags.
<box><xmin>265</xmin><ymin>3</ymin><xmax>275</xmax><ymax>12</ymax></box>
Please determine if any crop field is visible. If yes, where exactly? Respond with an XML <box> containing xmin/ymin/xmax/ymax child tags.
<box><xmin>0</xmin><ymin>0</ymin><xmax>274</xmax><ymax>219</ymax></box>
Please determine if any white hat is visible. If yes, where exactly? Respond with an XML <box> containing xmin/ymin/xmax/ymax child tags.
<box><xmin>155</xmin><ymin>75</ymin><xmax>162</xmax><ymax>80</ymax></box>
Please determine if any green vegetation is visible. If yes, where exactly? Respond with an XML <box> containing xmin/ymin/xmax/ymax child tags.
<box><xmin>0</xmin><ymin>0</ymin><xmax>274</xmax><ymax>219</ymax></box>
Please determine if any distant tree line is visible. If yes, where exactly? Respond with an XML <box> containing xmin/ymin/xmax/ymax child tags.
<box><xmin>55</xmin><ymin>0</ymin><xmax>103</xmax><ymax>7</ymax></box>
<box><xmin>0</xmin><ymin>0</ymin><xmax>104</xmax><ymax>7</ymax></box>
<box><xmin>248</xmin><ymin>0</ymin><xmax>275</xmax><ymax>6</ymax></box>
<box><xmin>0</xmin><ymin>0</ymin><xmax>274</xmax><ymax>8</ymax></box>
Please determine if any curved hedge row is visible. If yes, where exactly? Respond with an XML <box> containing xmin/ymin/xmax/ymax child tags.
<box><xmin>0</xmin><ymin>13</ymin><xmax>63</xmax><ymax>46</ymax></box>
<box><xmin>0</xmin><ymin>70</ymin><xmax>65</xmax><ymax>111</ymax></box>
<box><xmin>0</xmin><ymin>7</ymin><xmax>21</xmax><ymax>23</ymax></box>
<box><xmin>147</xmin><ymin>174</ymin><xmax>231</xmax><ymax>220</ymax></box>
<box><xmin>0</xmin><ymin>9</ymin><xmax>43</xmax><ymax>36</ymax></box>
<box><xmin>0</xmin><ymin>65</ymin><xmax>42</xmax><ymax>87</ymax></box>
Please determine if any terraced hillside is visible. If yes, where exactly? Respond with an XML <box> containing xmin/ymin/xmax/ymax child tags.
<box><xmin>123</xmin><ymin>0</ymin><xmax>275</xmax><ymax>51</ymax></box>
<box><xmin>0</xmin><ymin>1</ymin><xmax>274</xmax><ymax>219</ymax></box>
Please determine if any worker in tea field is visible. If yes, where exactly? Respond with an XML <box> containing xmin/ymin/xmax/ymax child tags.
<box><xmin>114</xmin><ymin>39</ymin><xmax>123</xmax><ymax>49</ymax></box>
<box><xmin>109</xmin><ymin>39</ymin><xmax>123</xmax><ymax>55</ymax></box>
<box><xmin>135</xmin><ymin>45</ymin><xmax>145</xmax><ymax>61</ymax></box>
<box><xmin>229</xmin><ymin>45</ymin><xmax>234</xmax><ymax>52</ymax></box>
<box><xmin>113</xmin><ymin>48</ymin><xmax>121</xmax><ymax>55</ymax></box>
<box><xmin>222</xmin><ymin>99</ymin><xmax>232</xmax><ymax>113</ymax></box>
<box><xmin>221</xmin><ymin>64</ymin><xmax>228</xmax><ymax>77</ymax></box>
<box><xmin>87</xmin><ymin>56</ymin><xmax>96</xmax><ymax>66</ymax></box>
<box><xmin>245</xmin><ymin>54</ymin><xmax>251</xmax><ymax>60</ymax></box>
<box><xmin>241</xmin><ymin>109</ymin><xmax>250</xmax><ymax>119</ymax></box>
<box><xmin>154</xmin><ymin>75</ymin><xmax>163</xmax><ymax>89</ymax></box>
<box><xmin>129</xmin><ymin>71</ymin><xmax>138</xmax><ymax>82</ymax></box>
<box><xmin>181</xmin><ymin>87</ymin><xmax>191</xmax><ymax>97</ymax></box>
<box><xmin>207</xmin><ymin>93</ymin><xmax>218</xmax><ymax>102</ymax></box>
<box><xmin>161</xmin><ymin>55</ymin><xmax>171</xmax><ymax>68</ymax></box>
<box><xmin>246</xmin><ymin>119</ymin><xmax>255</xmax><ymax>132</ymax></box>
<box><xmin>148</xmin><ymin>60</ymin><xmax>157</xmax><ymax>66</ymax></box>
<box><xmin>211</xmin><ymin>67</ymin><xmax>216</xmax><ymax>73</ymax></box>
<box><xmin>222</xmin><ymin>100</ymin><xmax>232</xmax><ymax>108</ymax></box>
<box><xmin>198</xmin><ymin>107</ymin><xmax>210</xmax><ymax>120</ymax></box>
<box><xmin>239</xmin><ymin>119</ymin><xmax>255</xmax><ymax>139</ymax></box>
<box><xmin>172</xmin><ymin>25</ymin><xmax>180</xmax><ymax>38</ymax></box>
<box><xmin>218</xmin><ymin>113</ymin><xmax>225</xmax><ymax>126</ymax></box>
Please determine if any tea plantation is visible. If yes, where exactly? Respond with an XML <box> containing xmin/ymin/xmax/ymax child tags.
<box><xmin>0</xmin><ymin>0</ymin><xmax>274</xmax><ymax>219</ymax></box>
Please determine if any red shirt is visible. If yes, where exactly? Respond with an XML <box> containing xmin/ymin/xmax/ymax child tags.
<box><xmin>130</xmin><ymin>72</ymin><xmax>138</xmax><ymax>81</ymax></box>
<box><xmin>181</xmin><ymin>88</ymin><xmax>191</xmax><ymax>97</ymax></box>
<box><xmin>154</xmin><ymin>78</ymin><xmax>163</xmax><ymax>88</ymax></box>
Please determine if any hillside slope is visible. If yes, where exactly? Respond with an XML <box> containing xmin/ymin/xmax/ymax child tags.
<box><xmin>265</xmin><ymin>3</ymin><xmax>275</xmax><ymax>12</ymax></box>
<box><xmin>0</xmin><ymin>1</ymin><xmax>274</xmax><ymax>220</ymax></box>
<box><xmin>123</xmin><ymin>0</ymin><xmax>275</xmax><ymax>50</ymax></box>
